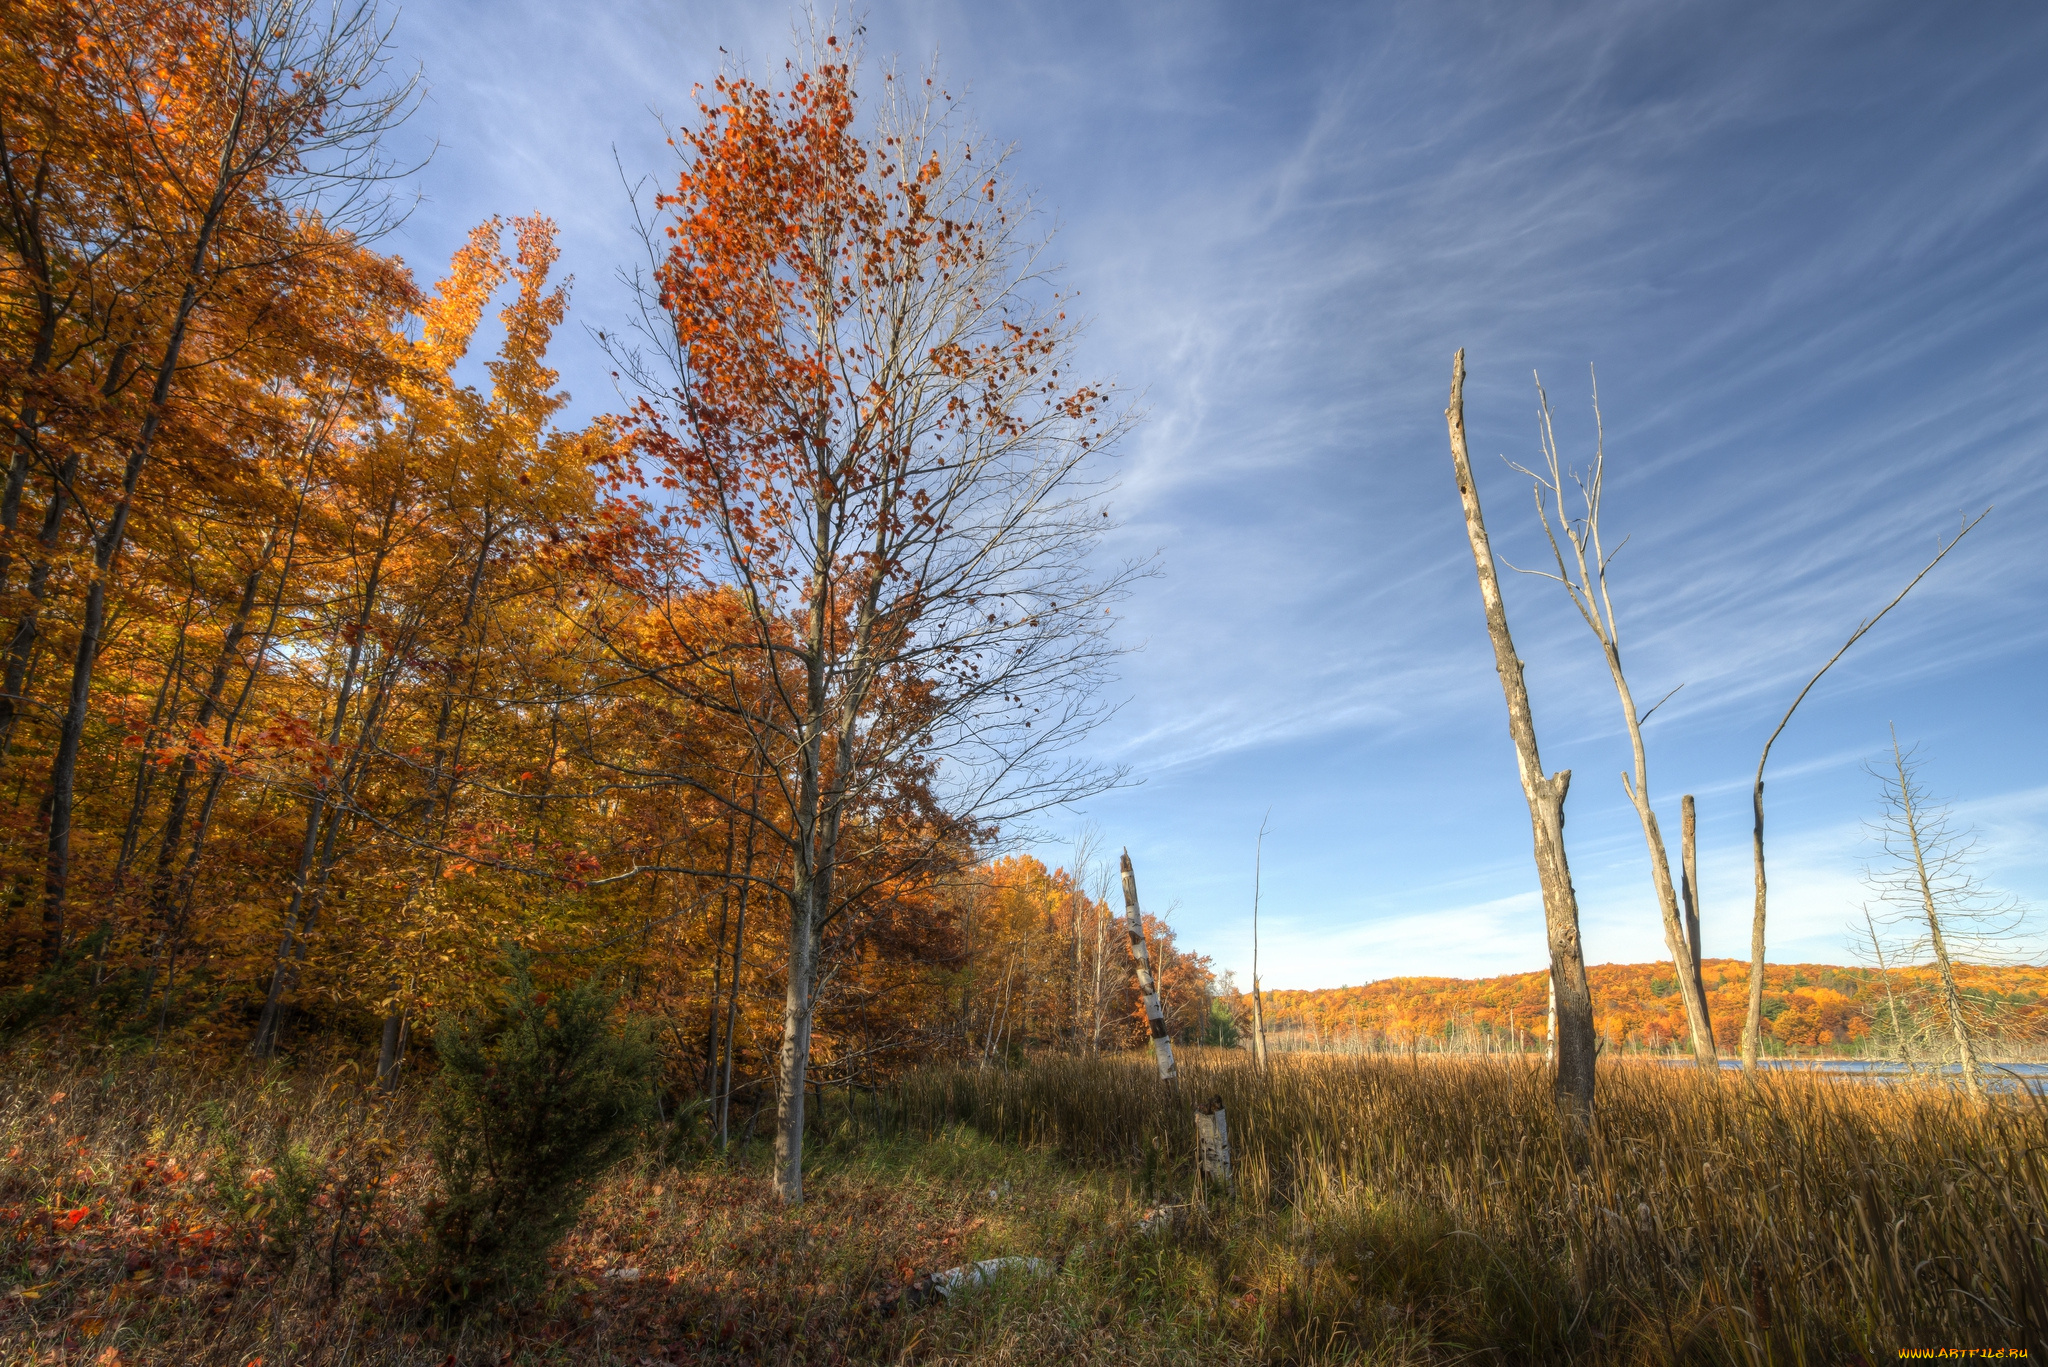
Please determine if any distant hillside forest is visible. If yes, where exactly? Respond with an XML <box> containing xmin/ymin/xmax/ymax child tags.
<box><xmin>1256</xmin><ymin>959</ymin><xmax>2048</xmax><ymax>1057</ymax></box>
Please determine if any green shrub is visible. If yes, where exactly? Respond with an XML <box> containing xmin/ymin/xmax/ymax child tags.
<box><xmin>424</xmin><ymin>950</ymin><xmax>655</xmax><ymax>1309</ymax></box>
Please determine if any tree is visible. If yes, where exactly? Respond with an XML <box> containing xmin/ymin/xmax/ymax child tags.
<box><xmin>1738</xmin><ymin>513</ymin><xmax>1985</xmax><ymax>1069</ymax></box>
<box><xmin>24</xmin><ymin>0</ymin><xmax>419</xmax><ymax>964</ymax></box>
<box><xmin>597</xmin><ymin>46</ymin><xmax>1134</xmax><ymax>1203</ymax></box>
<box><xmin>1442</xmin><ymin>352</ymin><xmax>1597</xmax><ymax>1124</ymax></box>
<box><xmin>1863</xmin><ymin>732</ymin><xmax>2029</xmax><ymax>1104</ymax></box>
<box><xmin>1509</xmin><ymin>370</ymin><xmax>1715</xmax><ymax>1066</ymax></box>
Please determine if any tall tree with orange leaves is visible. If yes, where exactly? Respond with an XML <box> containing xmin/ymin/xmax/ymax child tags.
<box><xmin>2</xmin><ymin>0</ymin><xmax>420</xmax><ymax>964</ymax></box>
<box><xmin>596</xmin><ymin>42</ymin><xmax>1137</xmax><ymax>1202</ymax></box>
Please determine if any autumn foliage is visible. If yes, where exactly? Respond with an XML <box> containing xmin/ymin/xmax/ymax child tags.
<box><xmin>0</xmin><ymin>1</ymin><xmax>1174</xmax><ymax>1172</ymax></box>
<box><xmin>1260</xmin><ymin>958</ymin><xmax>2048</xmax><ymax>1055</ymax></box>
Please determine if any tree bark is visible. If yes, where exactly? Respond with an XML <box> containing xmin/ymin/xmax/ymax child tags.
<box><xmin>1194</xmin><ymin>1096</ymin><xmax>1232</xmax><ymax>1193</ymax></box>
<box><xmin>1444</xmin><ymin>350</ymin><xmax>1595</xmax><ymax>1124</ymax></box>
<box><xmin>1679</xmin><ymin>794</ymin><xmax>1711</xmax><ymax>1044</ymax></box>
<box><xmin>771</xmin><ymin>882</ymin><xmax>818</xmax><ymax>1200</ymax></box>
<box><xmin>1119</xmin><ymin>849</ymin><xmax>1177</xmax><ymax>1082</ymax></box>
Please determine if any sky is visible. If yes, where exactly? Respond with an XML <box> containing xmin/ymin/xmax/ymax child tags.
<box><xmin>378</xmin><ymin>0</ymin><xmax>2048</xmax><ymax>990</ymax></box>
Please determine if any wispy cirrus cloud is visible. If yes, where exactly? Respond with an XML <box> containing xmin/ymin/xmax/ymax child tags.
<box><xmin>390</xmin><ymin>0</ymin><xmax>2048</xmax><ymax>986</ymax></box>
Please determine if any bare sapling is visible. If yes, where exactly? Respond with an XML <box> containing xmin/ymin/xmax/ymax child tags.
<box><xmin>1251</xmin><ymin>810</ymin><xmax>1271</xmax><ymax>1071</ymax></box>
<box><xmin>1739</xmin><ymin>512</ymin><xmax>1988</xmax><ymax>1070</ymax></box>
<box><xmin>1443</xmin><ymin>351</ymin><xmax>1597</xmax><ymax>1122</ymax></box>
<box><xmin>1863</xmin><ymin>731</ymin><xmax>2028</xmax><ymax>1105</ymax></box>
<box><xmin>1511</xmin><ymin>371</ymin><xmax>1714</xmax><ymax>1066</ymax></box>
<box><xmin>1680</xmin><ymin>795</ymin><xmax>1711</xmax><ymax>1040</ymax></box>
<box><xmin>1120</xmin><ymin>850</ymin><xmax>1177</xmax><ymax>1081</ymax></box>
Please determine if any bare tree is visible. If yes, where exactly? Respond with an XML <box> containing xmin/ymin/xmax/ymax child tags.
<box><xmin>1510</xmin><ymin>371</ymin><xmax>1714</xmax><ymax>1067</ymax></box>
<box><xmin>1443</xmin><ymin>351</ymin><xmax>1597</xmax><ymax>1123</ymax></box>
<box><xmin>1739</xmin><ymin>512</ymin><xmax>1987</xmax><ymax>1068</ymax></box>
<box><xmin>1863</xmin><ymin>732</ymin><xmax>2030</xmax><ymax>1105</ymax></box>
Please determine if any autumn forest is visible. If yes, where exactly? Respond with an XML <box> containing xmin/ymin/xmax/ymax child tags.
<box><xmin>2</xmin><ymin>1</ymin><xmax>2042</xmax><ymax>1361</ymax></box>
<box><xmin>0</xmin><ymin>0</ymin><xmax>1218</xmax><ymax>1109</ymax></box>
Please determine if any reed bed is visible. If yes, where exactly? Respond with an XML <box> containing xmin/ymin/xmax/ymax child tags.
<box><xmin>887</xmin><ymin>1050</ymin><xmax>2048</xmax><ymax>1360</ymax></box>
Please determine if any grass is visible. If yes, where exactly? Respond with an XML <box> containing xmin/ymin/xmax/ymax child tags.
<box><xmin>887</xmin><ymin>1049</ymin><xmax>2048</xmax><ymax>1361</ymax></box>
<box><xmin>0</xmin><ymin>1047</ymin><xmax>2041</xmax><ymax>1363</ymax></box>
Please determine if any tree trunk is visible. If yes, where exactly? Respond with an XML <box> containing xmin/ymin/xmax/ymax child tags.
<box><xmin>772</xmin><ymin>883</ymin><xmax>818</xmax><ymax>1202</ymax></box>
<box><xmin>1613</xmin><ymin>710</ymin><xmax>1716</xmax><ymax>1065</ymax></box>
<box><xmin>1119</xmin><ymin>850</ymin><xmax>1177</xmax><ymax>1082</ymax></box>
<box><xmin>1444</xmin><ymin>350</ymin><xmax>1595</xmax><ymax>1124</ymax></box>
<box><xmin>1895</xmin><ymin>752</ymin><xmax>1985</xmax><ymax>1104</ymax></box>
<box><xmin>1195</xmin><ymin>1096</ymin><xmax>1232</xmax><ymax>1193</ymax></box>
<box><xmin>718</xmin><ymin>800</ymin><xmax>757</xmax><ymax>1152</ymax></box>
<box><xmin>1744</xmin><ymin>774</ymin><xmax>1770</xmax><ymax>1069</ymax></box>
<box><xmin>376</xmin><ymin>1011</ymin><xmax>406</xmax><ymax>1090</ymax></box>
<box><xmin>43</xmin><ymin>237</ymin><xmax>223</xmax><ymax>960</ymax></box>
<box><xmin>1739</xmin><ymin>513</ymin><xmax>1985</xmax><ymax>1070</ymax></box>
<box><xmin>0</xmin><ymin>444</ymin><xmax>82</xmax><ymax>768</ymax></box>
<box><xmin>1251</xmin><ymin>983</ymin><xmax>1268</xmax><ymax>1069</ymax></box>
<box><xmin>250</xmin><ymin>499</ymin><xmax>398</xmax><ymax>1057</ymax></box>
<box><xmin>1679</xmin><ymin>794</ymin><xmax>1711</xmax><ymax>1045</ymax></box>
<box><xmin>148</xmin><ymin>555</ymin><xmax>267</xmax><ymax>915</ymax></box>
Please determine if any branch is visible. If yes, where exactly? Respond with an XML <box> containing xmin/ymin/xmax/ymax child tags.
<box><xmin>1756</xmin><ymin>508</ymin><xmax>1991</xmax><ymax>785</ymax></box>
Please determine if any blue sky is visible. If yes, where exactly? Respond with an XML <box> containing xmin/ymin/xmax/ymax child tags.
<box><xmin>384</xmin><ymin>1</ymin><xmax>2048</xmax><ymax>989</ymax></box>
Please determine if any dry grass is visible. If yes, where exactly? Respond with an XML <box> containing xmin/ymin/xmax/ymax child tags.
<box><xmin>0</xmin><ymin>1048</ymin><xmax>2041</xmax><ymax>1364</ymax></box>
<box><xmin>889</xmin><ymin>1049</ymin><xmax>2048</xmax><ymax>1361</ymax></box>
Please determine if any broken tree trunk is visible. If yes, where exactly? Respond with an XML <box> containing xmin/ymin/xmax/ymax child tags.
<box><xmin>1195</xmin><ymin>1096</ymin><xmax>1232</xmax><ymax>1194</ymax></box>
<box><xmin>1680</xmin><ymin>794</ymin><xmax>1712</xmax><ymax>1048</ymax></box>
<box><xmin>1739</xmin><ymin>511</ymin><xmax>1987</xmax><ymax>1070</ymax></box>
<box><xmin>1120</xmin><ymin>850</ymin><xmax>1177</xmax><ymax>1082</ymax></box>
<box><xmin>1444</xmin><ymin>350</ymin><xmax>1597</xmax><ymax>1125</ymax></box>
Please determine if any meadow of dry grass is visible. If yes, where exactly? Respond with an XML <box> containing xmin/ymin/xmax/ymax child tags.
<box><xmin>0</xmin><ymin>1047</ymin><xmax>2040</xmax><ymax>1364</ymax></box>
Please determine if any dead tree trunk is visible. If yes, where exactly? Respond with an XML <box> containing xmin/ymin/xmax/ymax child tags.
<box><xmin>1680</xmin><ymin>794</ymin><xmax>1711</xmax><ymax>1044</ymax></box>
<box><xmin>1119</xmin><ymin>850</ymin><xmax>1176</xmax><ymax>1082</ymax></box>
<box><xmin>1739</xmin><ymin>511</ymin><xmax>1986</xmax><ymax>1069</ymax></box>
<box><xmin>1195</xmin><ymin>1095</ymin><xmax>1232</xmax><ymax>1195</ymax></box>
<box><xmin>1443</xmin><ymin>351</ymin><xmax>1596</xmax><ymax>1124</ymax></box>
<box><xmin>1517</xmin><ymin>376</ymin><xmax>1716</xmax><ymax>1066</ymax></box>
